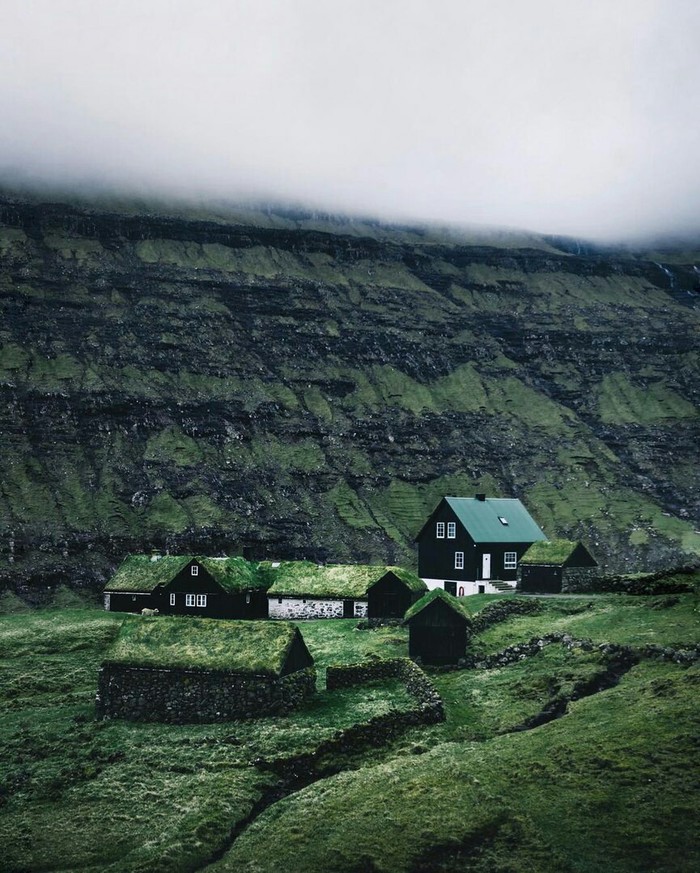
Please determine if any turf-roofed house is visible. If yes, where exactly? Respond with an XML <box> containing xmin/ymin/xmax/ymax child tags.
<box><xmin>262</xmin><ymin>561</ymin><xmax>426</xmax><ymax>620</ymax></box>
<box><xmin>96</xmin><ymin>616</ymin><xmax>316</xmax><ymax>723</ymax></box>
<box><xmin>415</xmin><ymin>494</ymin><xmax>547</xmax><ymax>596</ymax></box>
<box><xmin>403</xmin><ymin>588</ymin><xmax>473</xmax><ymax>665</ymax></box>
<box><xmin>103</xmin><ymin>555</ymin><xmax>270</xmax><ymax>618</ymax></box>
<box><xmin>518</xmin><ymin>539</ymin><xmax>598</xmax><ymax>594</ymax></box>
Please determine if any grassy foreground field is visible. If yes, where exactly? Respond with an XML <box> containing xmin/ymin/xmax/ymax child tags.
<box><xmin>0</xmin><ymin>592</ymin><xmax>698</xmax><ymax>872</ymax></box>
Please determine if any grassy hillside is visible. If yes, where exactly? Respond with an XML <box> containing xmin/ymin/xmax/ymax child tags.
<box><xmin>0</xmin><ymin>589</ymin><xmax>698</xmax><ymax>871</ymax></box>
<box><xmin>0</xmin><ymin>192</ymin><xmax>698</xmax><ymax>596</ymax></box>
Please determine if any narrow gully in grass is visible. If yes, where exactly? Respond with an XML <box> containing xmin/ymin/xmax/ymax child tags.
<box><xmin>503</xmin><ymin>647</ymin><xmax>640</xmax><ymax>734</ymax></box>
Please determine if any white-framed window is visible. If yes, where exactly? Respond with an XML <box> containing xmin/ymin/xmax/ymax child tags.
<box><xmin>185</xmin><ymin>594</ymin><xmax>195</xmax><ymax>607</ymax></box>
<box><xmin>169</xmin><ymin>593</ymin><xmax>175</xmax><ymax>606</ymax></box>
<box><xmin>447</xmin><ymin>522</ymin><xmax>456</xmax><ymax>539</ymax></box>
<box><xmin>455</xmin><ymin>552</ymin><xmax>464</xmax><ymax>570</ymax></box>
<box><xmin>191</xmin><ymin>565</ymin><xmax>199</xmax><ymax>576</ymax></box>
<box><xmin>498</xmin><ymin>516</ymin><xmax>509</xmax><ymax>526</ymax></box>
<box><xmin>504</xmin><ymin>552</ymin><xmax>517</xmax><ymax>569</ymax></box>
<box><xmin>196</xmin><ymin>594</ymin><xmax>207</xmax><ymax>607</ymax></box>
<box><xmin>436</xmin><ymin>522</ymin><xmax>445</xmax><ymax>538</ymax></box>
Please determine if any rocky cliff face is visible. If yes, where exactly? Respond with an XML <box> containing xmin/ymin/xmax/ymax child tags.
<box><xmin>0</xmin><ymin>194</ymin><xmax>698</xmax><ymax>597</ymax></box>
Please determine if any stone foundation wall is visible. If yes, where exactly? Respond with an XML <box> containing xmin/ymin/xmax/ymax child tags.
<box><xmin>96</xmin><ymin>663</ymin><xmax>316</xmax><ymax>723</ymax></box>
<box><xmin>561</xmin><ymin>567</ymin><xmax>601</xmax><ymax>593</ymax></box>
<box><xmin>268</xmin><ymin>597</ymin><xmax>368</xmax><ymax>620</ymax></box>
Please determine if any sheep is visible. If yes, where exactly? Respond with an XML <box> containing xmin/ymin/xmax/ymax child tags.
<box><xmin>141</xmin><ymin>607</ymin><xmax>159</xmax><ymax>616</ymax></box>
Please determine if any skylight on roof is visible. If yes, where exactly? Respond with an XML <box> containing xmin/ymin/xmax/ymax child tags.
<box><xmin>498</xmin><ymin>516</ymin><xmax>509</xmax><ymax>525</ymax></box>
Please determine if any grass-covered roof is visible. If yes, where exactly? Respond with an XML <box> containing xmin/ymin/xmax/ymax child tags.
<box><xmin>105</xmin><ymin>555</ymin><xmax>265</xmax><ymax>593</ymax></box>
<box><xmin>105</xmin><ymin>555</ymin><xmax>191</xmax><ymax>592</ymax></box>
<box><xmin>520</xmin><ymin>540</ymin><xmax>581</xmax><ymax>565</ymax></box>
<box><xmin>103</xmin><ymin>616</ymin><xmax>310</xmax><ymax>675</ymax></box>
<box><xmin>261</xmin><ymin>561</ymin><xmax>394</xmax><ymax>598</ymax></box>
<box><xmin>403</xmin><ymin>588</ymin><xmax>473</xmax><ymax>624</ymax></box>
<box><xmin>375</xmin><ymin>567</ymin><xmax>427</xmax><ymax>594</ymax></box>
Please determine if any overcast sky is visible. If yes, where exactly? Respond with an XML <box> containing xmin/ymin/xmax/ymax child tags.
<box><xmin>1</xmin><ymin>0</ymin><xmax>698</xmax><ymax>239</ymax></box>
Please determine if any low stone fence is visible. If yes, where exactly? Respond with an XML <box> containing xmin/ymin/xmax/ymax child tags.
<box><xmin>326</xmin><ymin>657</ymin><xmax>444</xmax><ymax>720</ymax></box>
<box><xmin>259</xmin><ymin>658</ymin><xmax>444</xmax><ymax>780</ymax></box>
<box><xmin>96</xmin><ymin>663</ymin><xmax>316</xmax><ymax>723</ymax></box>
<box><xmin>593</xmin><ymin>565</ymin><xmax>698</xmax><ymax>595</ymax></box>
<box><xmin>471</xmin><ymin>597</ymin><xmax>542</xmax><ymax>633</ymax></box>
<box><xmin>439</xmin><ymin>632</ymin><xmax>700</xmax><ymax>671</ymax></box>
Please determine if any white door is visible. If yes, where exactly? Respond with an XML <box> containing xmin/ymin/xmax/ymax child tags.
<box><xmin>482</xmin><ymin>554</ymin><xmax>491</xmax><ymax>579</ymax></box>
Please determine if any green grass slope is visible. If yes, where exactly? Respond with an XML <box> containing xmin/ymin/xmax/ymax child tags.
<box><xmin>0</xmin><ymin>591</ymin><xmax>698</xmax><ymax>872</ymax></box>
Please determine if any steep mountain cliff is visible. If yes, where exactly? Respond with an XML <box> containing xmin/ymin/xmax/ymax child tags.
<box><xmin>0</xmin><ymin>193</ymin><xmax>698</xmax><ymax>596</ymax></box>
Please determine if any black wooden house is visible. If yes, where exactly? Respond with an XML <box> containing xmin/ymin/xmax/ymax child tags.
<box><xmin>415</xmin><ymin>494</ymin><xmax>547</xmax><ymax>595</ymax></box>
<box><xmin>403</xmin><ymin>588</ymin><xmax>472</xmax><ymax>665</ymax></box>
<box><xmin>104</xmin><ymin>555</ymin><xmax>270</xmax><ymax>619</ymax></box>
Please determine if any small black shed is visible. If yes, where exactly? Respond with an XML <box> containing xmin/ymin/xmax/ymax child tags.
<box><xmin>403</xmin><ymin>589</ymin><xmax>472</xmax><ymax>665</ymax></box>
<box><xmin>367</xmin><ymin>568</ymin><xmax>427</xmax><ymax>619</ymax></box>
<box><xmin>518</xmin><ymin>540</ymin><xmax>598</xmax><ymax>594</ymax></box>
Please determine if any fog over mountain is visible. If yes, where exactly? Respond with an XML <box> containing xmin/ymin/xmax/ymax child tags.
<box><xmin>1</xmin><ymin>0</ymin><xmax>699</xmax><ymax>240</ymax></box>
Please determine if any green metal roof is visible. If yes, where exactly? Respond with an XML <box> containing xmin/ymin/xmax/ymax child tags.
<box><xmin>105</xmin><ymin>555</ymin><xmax>266</xmax><ymax>594</ymax></box>
<box><xmin>520</xmin><ymin>539</ymin><xmax>584</xmax><ymax>565</ymax></box>
<box><xmin>103</xmin><ymin>616</ymin><xmax>309</xmax><ymax>675</ymax></box>
<box><xmin>443</xmin><ymin>497</ymin><xmax>546</xmax><ymax>544</ymax></box>
<box><xmin>262</xmin><ymin>561</ymin><xmax>402</xmax><ymax>598</ymax></box>
<box><xmin>403</xmin><ymin>588</ymin><xmax>472</xmax><ymax>623</ymax></box>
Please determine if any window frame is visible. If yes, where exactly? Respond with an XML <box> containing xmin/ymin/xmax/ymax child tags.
<box><xmin>454</xmin><ymin>551</ymin><xmax>464</xmax><ymax>570</ymax></box>
<box><xmin>504</xmin><ymin>551</ymin><xmax>517</xmax><ymax>569</ymax></box>
<box><xmin>191</xmin><ymin>565</ymin><xmax>199</xmax><ymax>576</ymax></box>
<box><xmin>436</xmin><ymin>522</ymin><xmax>445</xmax><ymax>539</ymax></box>
<box><xmin>169</xmin><ymin>593</ymin><xmax>176</xmax><ymax>606</ymax></box>
<box><xmin>196</xmin><ymin>594</ymin><xmax>207</xmax><ymax>607</ymax></box>
<box><xmin>447</xmin><ymin>522</ymin><xmax>456</xmax><ymax>539</ymax></box>
<box><xmin>185</xmin><ymin>594</ymin><xmax>196</xmax><ymax>607</ymax></box>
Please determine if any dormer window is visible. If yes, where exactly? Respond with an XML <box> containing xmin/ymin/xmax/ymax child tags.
<box><xmin>191</xmin><ymin>565</ymin><xmax>199</xmax><ymax>576</ymax></box>
<box><xmin>447</xmin><ymin>522</ymin><xmax>456</xmax><ymax>538</ymax></box>
<box><xmin>436</xmin><ymin>522</ymin><xmax>445</xmax><ymax>538</ymax></box>
<box><xmin>498</xmin><ymin>517</ymin><xmax>509</xmax><ymax>526</ymax></box>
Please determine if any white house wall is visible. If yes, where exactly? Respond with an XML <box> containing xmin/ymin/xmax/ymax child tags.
<box><xmin>268</xmin><ymin>597</ymin><xmax>368</xmax><ymax>620</ymax></box>
<box><xmin>422</xmin><ymin>577</ymin><xmax>514</xmax><ymax>596</ymax></box>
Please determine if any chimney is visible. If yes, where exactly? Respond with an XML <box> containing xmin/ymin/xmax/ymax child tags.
<box><xmin>475</xmin><ymin>493</ymin><xmax>486</xmax><ymax>501</ymax></box>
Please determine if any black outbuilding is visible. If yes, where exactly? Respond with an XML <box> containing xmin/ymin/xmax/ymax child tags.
<box><xmin>403</xmin><ymin>588</ymin><xmax>472</xmax><ymax>665</ymax></box>
<box><xmin>366</xmin><ymin>568</ymin><xmax>427</xmax><ymax>619</ymax></box>
<box><xmin>518</xmin><ymin>540</ymin><xmax>598</xmax><ymax>593</ymax></box>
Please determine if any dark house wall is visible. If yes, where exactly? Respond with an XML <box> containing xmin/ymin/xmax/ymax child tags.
<box><xmin>160</xmin><ymin>560</ymin><xmax>268</xmax><ymax>619</ymax></box>
<box><xmin>416</xmin><ymin>501</ymin><xmax>531</xmax><ymax>583</ymax></box>
<box><xmin>280</xmin><ymin>631</ymin><xmax>315</xmax><ymax>675</ymax></box>
<box><xmin>367</xmin><ymin>572</ymin><xmax>419</xmax><ymax>618</ymax></box>
<box><xmin>520</xmin><ymin>565</ymin><xmax>563</xmax><ymax>594</ymax></box>
<box><xmin>104</xmin><ymin>591</ymin><xmax>156</xmax><ymax>613</ymax></box>
<box><xmin>407</xmin><ymin>600</ymin><xmax>469</xmax><ymax>665</ymax></box>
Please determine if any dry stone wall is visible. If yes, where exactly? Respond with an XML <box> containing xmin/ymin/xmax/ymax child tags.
<box><xmin>268</xmin><ymin>597</ymin><xmax>368</xmax><ymax>619</ymax></box>
<box><xmin>96</xmin><ymin>663</ymin><xmax>316</xmax><ymax>723</ymax></box>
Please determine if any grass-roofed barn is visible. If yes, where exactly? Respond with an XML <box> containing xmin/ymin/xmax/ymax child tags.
<box><xmin>518</xmin><ymin>539</ymin><xmax>598</xmax><ymax>594</ymax></box>
<box><xmin>103</xmin><ymin>555</ymin><xmax>270</xmax><ymax>619</ymax></box>
<box><xmin>262</xmin><ymin>562</ymin><xmax>425</xmax><ymax>620</ymax></box>
<box><xmin>367</xmin><ymin>568</ymin><xmax>427</xmax><ymax>619</ymax></box>
<box><xmin>403</xmin><ymin>589</ymin><xmax>473</xmax><ymax>665</ymax></box>
<box><xmin>96</xmin><ymin>616</ymin><xmax>315</xmax><ymax>723</ymax></box>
